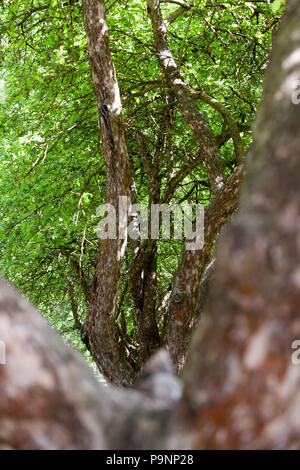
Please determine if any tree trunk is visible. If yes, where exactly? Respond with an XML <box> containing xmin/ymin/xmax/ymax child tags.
<box><xmin>167</xmin><ymin>165</ymin><xmax>244</xmax><ymax>372</ymax></box>
<box><xmin>147</xmin><ymin>0</ymin><xmax>225</xmax><ymax>194</ymax></box>
<box><xmin>0</xmin><ymin>279</ymin><xmax>180</xmax><ymax>449</ymax></box>
<box><xmin>82</xmin><ymin>0</ymin><xmax>136</xmax><ymax>386</ymax></box>
<box><xmin>169</xmin><ymin>0</ymin><xmax>300</xmax><ymax>449</ymax></box>
<box><xmin>146</xmin><ymin>0</ymin><xmax>246</xmax><ymax>372</ymax></box>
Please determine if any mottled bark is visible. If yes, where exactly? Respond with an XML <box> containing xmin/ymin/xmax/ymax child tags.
<box><xmin>0</xmin><ymin>279</ymin><xmax>181</xmax><ymax>449</ymax></box>
<box><xmin>131</xmin><ymin>241</ymin><xmax>161</xmax><ymax>360</ymax></box>
<box><xmin>67</xmin><ymin>277</ymin><xmax>82</xmax><ymax>329</ymax></box>
<box><xmin>195</xmin><ymin>258</ymin><xmax>215</xmax><ymax>319</ymax></box>
<box><xmin>167</xmin><ymin>165</ymin><xmax>244</xmax><ymax>372</ymax></box>
<box><xmin>169</xmin><ymin>0</ymin><xmax>300</xmax><ymax>449</ymax></box>
<box><xmin>82</xmin><ymin>0</ymin><xmax>136</xmax><ymax>385</ymax></box>
<box><xmin>146</xmin><ymin>0</ymin><xmax>246</xmax><ymax>373</ymax></box>
<box><xmin>0</xmin><ymin>279</ymin><xmax>106</xmax><ymax>450</ymax></box>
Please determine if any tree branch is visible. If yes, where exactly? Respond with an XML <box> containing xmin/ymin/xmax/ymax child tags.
<box><xmin>147</xmin><ymin>0</ymin><xmax>225</xmax><ymax>194</ymax></box>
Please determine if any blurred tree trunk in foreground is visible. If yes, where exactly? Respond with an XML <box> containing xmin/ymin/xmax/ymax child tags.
<box><xmin>1</xmin><ymin>0</ymin><xmax>300</xmax><ymax>450</ymax></box>
<box><xmin>169</xmin><ymin>0</ymin><xmax>300</xmax><ymax>449</ymax></box>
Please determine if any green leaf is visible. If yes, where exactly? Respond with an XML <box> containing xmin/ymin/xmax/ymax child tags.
<box><xmin>271</xmin><ymin>0</ymin><xmax>286</xmax><ymax>13</ymax></box>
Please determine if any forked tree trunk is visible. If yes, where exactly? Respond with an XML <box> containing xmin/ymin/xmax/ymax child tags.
<box><xmin>0</xmin><ymin>0</ymin><xmax>299</xmax><ymax>450</ymax></box>
<box><xmin>82</xmin><ymin>0</ymin><xmax>136</xmax><ymax>386</ymax></box>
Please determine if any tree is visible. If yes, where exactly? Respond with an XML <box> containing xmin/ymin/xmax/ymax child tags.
<box><xmin>1</xmin><ymin>0</ymin><xmax>300</xmax><ymax>449</ymax></box>
<box><xmin>0</xmin><ymin>0</ymin><xmax>281</xmax><ymax>384</ymax></box>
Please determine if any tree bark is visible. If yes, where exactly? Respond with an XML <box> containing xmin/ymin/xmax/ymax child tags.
<box><xmin>169</xmin><ymin>0</ymin><xmax>300</xmax><ymax>448</ymax></box>
<box><xmin>67</xmin><ymin>277</ymin><xmax>82</xmax><ymax>329</ymax></box>
<box><xmin>0</xmin><ymin>278</ymin><xmax>180</xmax><ymax>449</ymax></box>
<box><xmin>1</xmin><ymin>0</ymin><xmax>300</xmax><ymax>451</ymax></box>
<box><xmin>146</xmin><ymin>0</ymin><xmax>246</xmax><ymax>372</ymax></box>
<box><xmin>147</xmin><ymin>0</ymin><xmax>225</xmax><ymax>194</ymax></box>
<box><xmin>166</xmin><ymin>165</ymin><xmax>244</xmax><ymax>372</ymax></box>
<box><xmin>82</xmin><ymin>0</ymin><xmax>136</xmax><ymax>386</ymax></box>
<box><xmin>129</xmin><ymin>130</ymin><xmax>163</xmax><ymax>363</ymax></box>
